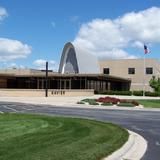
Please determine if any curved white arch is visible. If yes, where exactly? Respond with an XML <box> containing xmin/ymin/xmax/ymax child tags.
<box><xmin>59</xmin><ymin>42</ymin><xmax>100</xmax><ymax>74</ymax></box>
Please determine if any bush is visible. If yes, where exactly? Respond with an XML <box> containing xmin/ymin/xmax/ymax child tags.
<box><xmin>81</xmin><ymin>99</ymin><xmax>99</xmax><ymax>105</ymax></box>
<box><xmin>132</xmin><ymin>91</ymin><xmax>143</xmax><ymax>96</ymax></box>
<box><xmin>82</xmin><ymin>99</ymin><xmax>96</xmax><ymax>103</ymax></box>
<box><xmin>131</xmin><ymin>100</ymin><xmax>139</xmax><ymax>106</ymax></box>
<box><xmin>95</xmin><ymin>90</ymin><xmax>160</xmax><ymax>97</ymax></box>
<box><xmin>144</xmin><ymin>91</ymin><xmax>160</xmax><ymax>97</ymax></box>
<box><xmin>132</xmin><ymin>90</ymin><xmax>160</xmax><ymax>97</ymax></box>
<box><xmin>149</xmin><ymin>76</ymin><xmax>160</xmax><ymax>92</ymax></box>
<box><xmin>77</xmin><ymin>101</ymin><xmax>85</xmax><ymax>104</ymax></box>
<box><xmin>95</xmin><ymin>90</ymin><xmax>132</xmax><ymax>96</ymax></box>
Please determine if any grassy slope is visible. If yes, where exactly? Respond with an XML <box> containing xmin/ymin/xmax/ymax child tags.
<box><xmin>0</xmin><ymin>113</ymin><xmax>128</xmax><ymax>160</ymax></box>
<box><xmin>137</xmin><ymin>100</ymin><xmax>160</xmax><ymax>108</ymax></box>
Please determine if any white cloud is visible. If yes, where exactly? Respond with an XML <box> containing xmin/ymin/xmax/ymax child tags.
<box><xmin>0</xmin><ymin>7</ymin><xmax>31</xmax><ymax>62</ymax></box>
<box><xmin>0</xmin><ymin>7</ymin><xmax>8</xmax><ymax>21</ymax></box>
<box><xmin>33</xmin><ymin>59</ymin><xmax>58</xmax><ymax>71</ymax></box>
<box><xmin>3</xmin><ymin>62</ymin><xmax>26</xmax><ymax>69</ymax></box>
<box><xmin>73</xmin><ymin>7</ymin><xmax>160</xmax><ymax>59</ymax></box>
<box><xmin>131</xmin><ymin>41</ymin><xmax>144</xmax><ymax>49</ymax></box>
<box><xmin>0</xmin><ymin>38</ymin><xmax>32</xmax><ymax>61</ymax></box>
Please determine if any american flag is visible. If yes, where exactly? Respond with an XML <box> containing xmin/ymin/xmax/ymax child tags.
<box><xmin>144</xmin><ymin>44</ymin><xmax>150</xmax><ymax>54</ymax></box>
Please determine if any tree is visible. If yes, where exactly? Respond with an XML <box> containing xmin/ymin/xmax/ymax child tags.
<box><xmin>149</xmin><ymin>76</ymin><xmax>160</xmax><ymax>92</ymax></box>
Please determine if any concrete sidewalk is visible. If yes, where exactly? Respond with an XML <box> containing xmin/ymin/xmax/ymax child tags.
<box><xmin>104</xmin><ymin>130</ymin><xmax>147</xmax><ymax>160</ymax></box>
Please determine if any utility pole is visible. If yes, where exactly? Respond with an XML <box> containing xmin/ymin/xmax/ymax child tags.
<box><xmin>45</xmin><ymin>61</ymin><xmax>48</xmax><ymax>97</ymax></box>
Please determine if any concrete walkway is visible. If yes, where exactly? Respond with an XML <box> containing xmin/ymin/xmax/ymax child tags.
<box><xmin>104</xmin><ymin>130</ymin><xmax>147</xmax><ymax>160</ymax></box>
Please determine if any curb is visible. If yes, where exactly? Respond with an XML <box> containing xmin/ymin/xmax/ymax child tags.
<box><xmin>103</xmin><ymin>130</ymin><xmax>147</xmax><ymax>160</ymax></box>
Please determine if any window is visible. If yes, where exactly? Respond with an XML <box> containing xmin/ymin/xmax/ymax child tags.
<box><xmin>146</xmin><ymin>67</ymin><xmax>153</xmax><ymax>74</ymax></box>
<box><xmin>103</xmin><ymin>68</ymin><xmax>109</xmax><ymax>74</ymax></box>
<box><xmin>128</xmin><ymin>68</ymin><xmax>135</xmax><ymax>74</ymax></box>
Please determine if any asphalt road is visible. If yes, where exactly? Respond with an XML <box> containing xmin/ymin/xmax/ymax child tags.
<box><xmin>0</xmin><ymin>102</ymin><xmax>160</xmax><ymax>160</ymax></box>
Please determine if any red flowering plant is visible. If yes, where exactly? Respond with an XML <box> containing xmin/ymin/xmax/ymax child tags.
<box><xmin>96</xmin><ymin>97</ymin><xmax>120</xmax><ymax>105</ymax></box>
<box><xmin>96</xmin><ymin>97</ymin><xmax>139</xmax><ymax>106</ymax></box>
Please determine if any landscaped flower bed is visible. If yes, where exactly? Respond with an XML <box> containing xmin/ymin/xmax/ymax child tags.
<box><xmin>77</xmin><ymin>96</ymin><xmax>139</xmax><ymax>107</ymax></box>
<box><xmin>97</xmin><ymin>97</ymin><xmax>120</xmax><ymax>104</ymax></box>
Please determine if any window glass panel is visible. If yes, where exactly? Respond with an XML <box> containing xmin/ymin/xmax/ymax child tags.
<box><xmin>146</xmin><ymin>67</ymin><xmax>153</xmax><ymax>74</ymax></box>
<box><xmin>103</xmin><ymin>68</ymin><xmax>109</xmax><ymax>74</ymax></box>
<box><xmin>128</xmin><ymin>68</ymin><xmax>135</xmax><ymax>74</ymax></box>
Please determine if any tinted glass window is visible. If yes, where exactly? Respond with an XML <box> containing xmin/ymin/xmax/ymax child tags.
<box><xmin>146</xmin><ymin>67</ymin><xmax>153</xmax><ymax>74</ymax></box>
<box><xmin>103</xmin><ymin>68</ymin><xmax>109</xmax><ymax>74</ymax></box>
<box><xmin>128</xmin><ymin>68</ymin><xmax>135</xmax><ymax>74</ymax></box>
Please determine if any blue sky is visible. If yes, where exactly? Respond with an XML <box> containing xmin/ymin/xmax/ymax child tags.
<box><xmin>0</xmin><ymin>0</ymin><xmax>160</xmax><ymax>70</ymax></box>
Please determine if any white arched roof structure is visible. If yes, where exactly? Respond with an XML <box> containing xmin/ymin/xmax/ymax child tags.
<box><xmin>59</xmin><ymin>42</ymin><xmax>100</xmax><ymax>74</ymax></box>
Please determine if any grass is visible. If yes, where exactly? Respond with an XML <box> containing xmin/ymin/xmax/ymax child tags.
<box><xmin>117</xmin><ymin>103</ymin><xmax>134</xmax><ymax>107</ymax></box>
<box><xmin>82</xmin><ymin>99</ymin><xmax>99</xmax><ymax>105</ymax></box>
<box><xmin>101</xmin><ymin>103</ymin><xmax>113</xmax><ymax>106</ymax></box>
<box><xmin>0</xmin><ymin>113</ymin><xmax>128</xmax><ymax>160</ymax></box>
<box><xmin>137</xmin><ymin>99</ymin><xmax>160</xmax><ymax>108</ymax></box>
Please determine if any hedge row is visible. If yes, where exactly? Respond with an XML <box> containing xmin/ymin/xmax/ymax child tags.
<box><xmin>95</xmin><ymin>90</ymin><xmax>160</xmax><ymax>97</ymax></box>
<box><xmin>95</xmin><ymin>90</ymin><xmax>132</xmax><ymax>96</ymax></box>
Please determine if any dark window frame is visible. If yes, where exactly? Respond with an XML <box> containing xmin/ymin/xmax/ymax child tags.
<box><xmin>146</xmin><ymin>67</ymin><xmax>153</xmax><ymax>74</ymax></box>
<box><xmin>103</xmin><ymin>68</ymin><xmax>110</xmax><ymax>74</ymax></box>
<box><xmin>128</xmin><ymin>68</ymin><xmax>135</xmax><ymax>74</ymax></box>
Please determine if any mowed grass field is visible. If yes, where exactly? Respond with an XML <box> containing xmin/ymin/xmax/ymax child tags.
<box><xmin>0</xmin><ymin>113</ymin><xmax>128</xmax><ymax>160</ymax></box>
<box><xmin>137</xmin><ymin>99</ymin><xmax>160</xmax><ymax>108</ymax></box>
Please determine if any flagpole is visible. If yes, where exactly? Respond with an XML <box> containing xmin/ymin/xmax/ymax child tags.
<box><xmin>143</xmin><ymin>54</ymin><xmax>146</xmax><ymax>96</ymax></box>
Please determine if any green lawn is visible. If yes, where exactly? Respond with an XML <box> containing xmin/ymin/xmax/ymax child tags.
<box><xmin>117</xmin><ymin>103</ymin><xmax>134</xmax><ymax>107</ymax></box>
<box><xmin>137</xmin><ymin>99</ymin><xmax>160</xmax><ymax>108</ymax></box>
<box><xmin>0</xmin><ymin>113</ymin><xmax>128</xmax><ymax>160</ymax></box>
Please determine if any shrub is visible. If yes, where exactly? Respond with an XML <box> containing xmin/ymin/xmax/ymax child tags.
<box><xmin>144</xmin><ymin>91</ymin><xmax>159</xmax><ymax>97</ymax></box>
<box><xmin>96</xmin><ymin>90</ymin><xmax>160</xmax><ymax>97</ymax></box>
<box><xmin>132</xmin><ymin>91</ymin><xmax>143</xmax><ymax>96</ymax></box>
<box><xmin>131</xmin><ymin>100</ymin><xmax>139</xmax><ymax>106</ymax></box>
<box><xmin>95</xmin><ymin>90</ymin><xmax>132</xmax><ymax>96</ymax></box>
<box><xmin>77</xmin><ymin>101</ymin><xmax>85</xmax><ymax>104</ymax></box>
<box><xmin>132</xmin><ymin>91</ymin><xmax>160</xmax><ymax>97</ymax></box>
<box><xmin>81</xmin><ymin>99</ymin><xmax>99</xmax><ymax>105</ymax></box>
<box><xmin>149</xmin><ymin>76</ymin><xmax>160</xmax><ymax>92</ymax></box>
<box><xmin>81</xmin><ymin>99</ymin><xmax>92</xmax><ymax>103</ymax></box>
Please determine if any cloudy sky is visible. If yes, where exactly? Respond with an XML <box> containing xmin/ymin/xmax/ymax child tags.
<box><xmin>0</xmin><ymin>0</ymin><xmax>160</xmax><ymax>70</ymax></box>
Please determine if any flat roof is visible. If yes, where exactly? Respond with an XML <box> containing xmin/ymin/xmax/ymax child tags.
<box><xmin>0</xmin><ymin>70</ymin><xmax>131</xmax><ymax>82</ymax></box>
